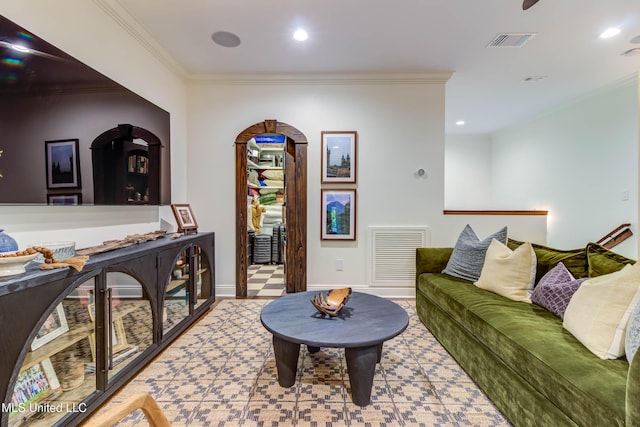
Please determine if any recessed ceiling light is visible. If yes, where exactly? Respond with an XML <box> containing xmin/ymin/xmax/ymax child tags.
<box><xmin>10</xmin><ymin>44</ymin><xmax>30</xmax><ymax>53</ymax></box>
<box><xmin>211</xmin><ymin>31</ymin><xmax>241</xmax><ymax>48</ymax></box>
<box><xmin>600</xmin><ymin>27</ymin><xmax>621</xmax><ymax>39</ymax></box>
<box><xmin>293</xmin><ymin>29</ymin><xmax>308</xmax><ymax>41</ymax></box>
<box><xmin>455</xmin><ymin>120</ymin><xmax>465</xmax><ymax>126</ymax></box>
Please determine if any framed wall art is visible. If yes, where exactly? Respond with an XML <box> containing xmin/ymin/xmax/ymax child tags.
<box><xmin>172</xmin><ymin>204</ymin><xmax>199</xmax><ymax>233</ymax></box>
<box><xmin>47</xmin><ymin>193</ymin><xmax>82</xmax><ymax>205</ymax></box>
<box><xmin>321</xmin><ymin>131</ymin><xmax>357</xmax><ymax>184</ymax></box>
<box><xmin>321</xmin><ymin>189</ymin><xmax>356</xmax><ymax>240</ymax></box>
<box><xmin>30</xmin><ymin>303</ymin><xmax>69</xmax><ymax>350</ymax></box>
<box><xmin>45</xmin><ymin>139</ymin><xmax>81</xmax><ymax>189</ymax></box>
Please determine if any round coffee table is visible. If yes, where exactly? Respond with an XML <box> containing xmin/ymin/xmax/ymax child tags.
<box><xmin>260</xmin><ymin>291</ymin><xmax>409</xmax><ymax>406</ymax></box>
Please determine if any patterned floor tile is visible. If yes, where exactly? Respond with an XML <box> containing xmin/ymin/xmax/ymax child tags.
<box><xmin>424</xmin><ymin>363</ymin><xmax>473</xmax><ymax>383</ymax></box>
<box><xmin>251</xmin><ymin>379</ymin><xmax>299</xmax><ymax>402</ymax></box>
<box><xmin>346</xmin><ymin>403</ymin><xmax>404</xmax><ymax>426</ymax></box>
<box><xmin>207</xmin><ymin>378</ymin><xmax>255</xmax><ymax>402</ymax></box>
<box><xmin>87</xmin><ymin>299</ymin><xmax>511</xmax><ymax>427</ymax></box>
<box><xmin>156</xmin><ymin>380</ymin><xmax>211</xmax><ymax>402</ymax></box>
<box><xmin>133</xmin><ymin>359</ymin><xmax>185</xmax><ymax>382</ymax></box>
<box><xmin>188</xmin><ymin>402</ymin><xmax>247</xmax><ymax>425</ymax></box>
<box><xmin>256</xmin><ymin>288</ymin><xmax>286</xmax><ymax>297</ymax></box>
<box><xmin>446</xmin><ymin>404</ymin><xmax>511</xmax><ymax>426</ymax></box>
<box><xmin>385</xmin><ymin>381</ymin><xmax>440</xmax><ymax>405</ymax></box>
<box><xmin>381</xmin><ymin>363</ymin><xmax>428</xmax><ymax>382</ymax></box>
<box><xmin>297</xmin><ymin>381</ymin><xmax>346</xmax><ymax>403</ymax></box>
<box><xmin>296</xmin><ymin>401</ymin><xmax>349</xmax><ymax>425</ymax></box>
<box><xmin>431</xmin><ymin>381</ymin><xmax>496</xmax><ymax>406</ymax></box>
<box><xmin>394</xmin><ymin>402</ymin><xmax>452</xmax><ymax>426</ymax></box>
<box><xmin>243</xmin><ymin>401</ymin><xmax>295</xmax><ymax>425</ymax></box>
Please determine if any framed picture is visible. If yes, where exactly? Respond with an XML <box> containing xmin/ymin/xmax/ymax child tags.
<box><xmin>10</xmin><ymin>358</ymin><xmax>61</xmax><ymax>422</ymax></box>
<box><xmin>321</xmin><ymin>189</ymin><xmax>356</xmax><ymax>240</ymax></box>
<box><xmin>171</xmin><ymin>204</ymin><xmax>199</xmax><ymax>232</ymax></box>
<box><xmin>87</xmin><ymin>303</ymin><xmax>130</xmax><ymax>361</ymax></box>
<box><xmin>45</xmin><ymin>139</ymin><xmax>81</xmax><ymax>189</ymax></box>
<box><xmin>321</xmin><ymin>131</ymin><xmax>357</xmax><ymax>183</ymax></box>
<box><xmin>47</xmin><ymin>193</ymin><xmax>82</xmax><ymax>205</ymax></box>
<box><xmin>30</xmin><ymin>303</ymin><xmax>69</xmax><ymax>350</ymax></box>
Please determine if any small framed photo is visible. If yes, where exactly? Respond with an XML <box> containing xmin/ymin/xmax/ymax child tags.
<box><xmin>47</xmin><ymin>193</ymin><xmax>82</xmax><ymax>205</ymax></box>
<box><xmin>10</xmin><ymin>358</ymin><xmax>61</xmax><ymax>418</ymax></box>
<box><xmin>30</xmin><ymin>303</ymin><xmax>69</xmax><ymax>350</ymax></box>
<box><xmin>321</xmin><ymin>131</ymin><xmax>357</xmax><ymax>183</ymax></box>
<box><xmin>172</xmin><ymin>204</ymin><xmax>199</xmax><ymax>233</ymax></box>
<box><xmin>45</xmin><ymin>139</ymin><xmax>81</xmax><ymax>189</ymax></box>
<box><xmin>321</xmin><ymin>189</ymin><xmax>356</xmax><ymax>240</ymax></box>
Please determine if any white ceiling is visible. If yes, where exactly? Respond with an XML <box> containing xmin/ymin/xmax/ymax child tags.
<box><xmin>111</xmin><ymin>0</ymin><xmax>640</xmax><ymax>134</ymax></box>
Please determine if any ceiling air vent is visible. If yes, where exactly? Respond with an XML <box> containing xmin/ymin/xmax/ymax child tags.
<box><xmin>487</xmin><ymin>33</ymin><xmax>536</xmax><ymax>48</ymax></box>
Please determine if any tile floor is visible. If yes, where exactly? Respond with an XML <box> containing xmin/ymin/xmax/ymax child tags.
<box><xmin>88</xmin><ymin>299</ymin><xmax>511</xmax><ymax>426</ymax></box>
<box><xmin>247</xmin><ymin>264</ymin><xmax>286</xmax><ymax>297</ymax></box>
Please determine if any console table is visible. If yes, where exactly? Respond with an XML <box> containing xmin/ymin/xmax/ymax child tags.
<box><xmin>0</xmin><ymin>232</ymin><xmax>215</xmax><ymax>427</ymax></box>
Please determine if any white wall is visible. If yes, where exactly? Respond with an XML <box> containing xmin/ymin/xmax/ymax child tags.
<box><xmin>188</xmin><ymin>76</ymin><xmax>451</xmax><ymax>296</ymax></box>
<box><xmin>187</xmin><ymin>75</ymin><xmax>548</xmax><ymax>297</ymax></box>
<box><xmin>0</xmin><ymin>2</ymin><xmax>188</xmax><ymax>247</ymax></box>
<box><xmin>444</xmin><ymin>134</ymin><xmax>493</xmax><ymax>208</ymax></box>
<box><xmin>491</xmin><ymin>77</ymin><xmax>639</xmax><ymax>257</ymax></box>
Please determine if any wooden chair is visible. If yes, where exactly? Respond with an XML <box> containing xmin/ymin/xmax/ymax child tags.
<box><xmin>86</xmin><ymin>393</ymin><xmax>171</xmax><ymax>427</ymax></box>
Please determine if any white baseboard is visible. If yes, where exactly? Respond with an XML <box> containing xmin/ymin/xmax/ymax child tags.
<box><xmin>214</xmin><ymin>283</ymin><xmax>415</xmax><ymax>299</ymax></box>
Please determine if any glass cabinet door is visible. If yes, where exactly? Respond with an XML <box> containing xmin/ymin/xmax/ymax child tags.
<box><xmin>163</xmin><ymin>250</ymin><xmax>190</xmax><ymax>334</ymax></box>
<box><xmin>10</xmin><ymin>277</ymin><xmax>97</xmax><ymax>427</ymax></box>
<box><xmin>163</xmin><ymin>245</ymin><xmax>213</xmax><ymax>337</ymax></box>
<box><xmin>105</xmin><ymin>272</ymin><xmax>152</xmax><ymax>384</ymax></box>
<box><xmin>193</xmin><ymin>245</ymin><xmax>212</xmax><ymax>311</ymax></box>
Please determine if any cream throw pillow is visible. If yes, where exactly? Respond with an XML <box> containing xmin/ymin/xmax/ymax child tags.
<box><xmin>563</xmin><ymin>263</ymin><xmax>640</xmax><ymax>359</ymax></box>
<box><xmin>474</xmin><ymin>239</ymin><xmax>536</xmax><ymax>303</ymax></box>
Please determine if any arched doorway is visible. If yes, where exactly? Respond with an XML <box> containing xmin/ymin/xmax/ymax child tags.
<box><xmin>235</xmin><ymin>120</ymin><xmax>308</xmax><ymax>297</ymax></box>
<box><xmin>90</xmin><ymin>124</ymin><xmax>164</xmax><ymax>204</ymax></box>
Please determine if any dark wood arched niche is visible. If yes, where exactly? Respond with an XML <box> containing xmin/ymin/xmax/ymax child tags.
<box><xmin>235</xmin><ymin>120</ymin><xmax>307</xmax><ymax>297</ymax></box>
<box><xmin>91</xmin><ymin>124</ymin><xmax>165</xmax><ymax>205</ymax></box>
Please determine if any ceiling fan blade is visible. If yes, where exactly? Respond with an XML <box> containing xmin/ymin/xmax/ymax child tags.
<box><xmin>523</xmin><ymin>0</ymin><xmax>540</xmax><ymax>10</ymax></box>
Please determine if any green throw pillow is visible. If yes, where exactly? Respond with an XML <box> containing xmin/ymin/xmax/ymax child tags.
<box><xmin>586</xmin><ymin>242</ymin><xmax>635</xmax><ymax>277</ymax></box>
<box><xmin>507</xmin><ymin>239</ymin><xmax>588</xmax><ymax>282</ymax></box>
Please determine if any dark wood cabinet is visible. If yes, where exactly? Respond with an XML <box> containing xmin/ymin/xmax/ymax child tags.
<box><xmin>0</xmin><ymin>232</ymin><xmax>215</xmax><ymax>427</ymax></box>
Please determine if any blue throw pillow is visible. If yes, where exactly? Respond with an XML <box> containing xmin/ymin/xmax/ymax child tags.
<box><xmin>442</xmin><ymin>224</ymin><xmax>508</xmax><ymax>282</ymax></box>
<box><xmin>626</xmin><ymin>300</ymin><xmax>640</xmax><ymax>363</ymax></box>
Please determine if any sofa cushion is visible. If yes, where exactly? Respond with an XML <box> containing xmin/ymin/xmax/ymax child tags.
<box><xmin>475</xmin><ymin>239</ymin><xmax>536</xmax><ymax>303</ymax></box>
<box><xmin>564</xmin><ymin>263</ymin><xmax>640</xmax><ymax>359</ymax></box>
<box><xmin>507</xmin><ymin>239</ymin><xmax>588</xmax><ymax>282</ymax></box>
<box><xmin>442</xmin><ymin>224</ymin><xmax>507</xmax><ymax>282</ymax></box>
<box><xmin>417</xmin><ymin>273</ymin><xmax>628</xmax><ymax>427</ymax></box>
<box><xmin>530</xmin><ymin>262</ymin><xmax>588</xmax><ymax>319</ymax></box>
<box><xmin>586</xmin><ymin>242</ymin><xmax>636</xmax><ymax>277</ymax></box>
<box><xmin>626</xmin><ymin>299</ymin><xmax>640</xmax><ymax>364</ymax></box>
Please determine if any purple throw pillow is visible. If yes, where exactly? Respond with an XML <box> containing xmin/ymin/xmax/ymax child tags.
<box><xmin>531</xmin><ymin>262</ymin><xmax>588</xmax><ymax>319</ymax></box>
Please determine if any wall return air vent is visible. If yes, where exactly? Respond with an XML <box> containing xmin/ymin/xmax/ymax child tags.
<box><xmin>487</xmin><ymin>33</ymin><xmax>536</xmax><ymax>48</ymax></box>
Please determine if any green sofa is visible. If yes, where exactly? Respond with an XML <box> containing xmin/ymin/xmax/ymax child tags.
<box><xmin>415</xmin><ymin>247</ymin><xmax>640</xmax><ymax>427</ymax></box>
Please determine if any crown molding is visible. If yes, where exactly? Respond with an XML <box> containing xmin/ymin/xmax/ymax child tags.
<box><xmin>93</xmin><ymin>0</ymin><xmax>188</xmax><ymax>79</ymax></box>
<box><xmin>188</xmin><ymin>72</ymin><xmax>454</xmax><ymax>86</ymax></box>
